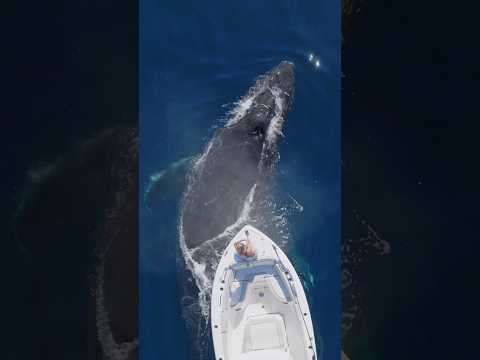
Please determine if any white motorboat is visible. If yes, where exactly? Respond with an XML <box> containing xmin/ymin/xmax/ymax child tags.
<box><xmin>211</xmin><ymin>225</ymin><xmax>317</xmax><ymax>360</ymax></box>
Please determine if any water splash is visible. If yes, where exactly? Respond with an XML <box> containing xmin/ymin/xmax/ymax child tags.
<box><xmin>179</xmin><ymin>183</ymin><xmax>258</xmax><ymax>318</ymax></box>
<box><xmin>265</xmin><ymin>87</ymin><xmax>287</xmax><ymax>145</ymax></box>
<box><xmin>225</xmin><ymin>73</ymin><xmax>270</xmax><ymax>127</ymax></box>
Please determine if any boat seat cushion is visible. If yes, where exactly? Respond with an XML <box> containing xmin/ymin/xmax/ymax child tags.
<box><xmin>234</xmin><ymin>264</ymin><xmax>276</xmax><ymax>281</ymax></box>
<box><xmin>243</xmin><ymin>314</ymin><xmax>287</xmax><ymax>352</ymax></box>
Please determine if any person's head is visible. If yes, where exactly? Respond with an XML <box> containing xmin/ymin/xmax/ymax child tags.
<box><xmin>235</xmin><ymin>239</ymin><xmax>248</xmax><ymax>255</ymax></box>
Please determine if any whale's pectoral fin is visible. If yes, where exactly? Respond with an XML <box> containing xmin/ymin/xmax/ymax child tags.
<box><xmin>144</xmin><ymin>156</ymin><xmax>195</xmax><ymax>210</ymax></box>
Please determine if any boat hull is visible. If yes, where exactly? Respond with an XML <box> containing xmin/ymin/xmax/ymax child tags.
<box><xmin>211</xmin><ymin>225</ymin><xmax>317</xmax><ymax>360</ymax></box>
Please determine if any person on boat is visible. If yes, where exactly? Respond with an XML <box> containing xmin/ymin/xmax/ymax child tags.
<box><xmin>234</xmin><ymin>238</ymin><xmax>256</xmax><ymax>258</ymax></box>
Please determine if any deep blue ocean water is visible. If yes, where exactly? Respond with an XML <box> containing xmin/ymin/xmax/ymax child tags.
<box><xmin>140</xmin><ymin>1</ymin><xmax>340</xmax><ymax>359</ymax></box>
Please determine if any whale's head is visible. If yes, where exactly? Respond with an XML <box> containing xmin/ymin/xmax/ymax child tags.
<box><xmin>259</xmin><ymin>60</ymin><xmax>295</xmax><ymax>99</ymax></box>
<box><xmin>225</xmin><ymin>61</ymin><xmax>295</xmax><ymax>151</ymax></box>
<box><xmin>182</xmin><ymin>62</ymin><xmax>295</xmax><ymax>250</ymax></box>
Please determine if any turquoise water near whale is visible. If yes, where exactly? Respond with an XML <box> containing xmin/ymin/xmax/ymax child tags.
<box><xmin>140</xmin><ymin>1</ymin><xmax>340</xmax><ymax>359</ymax></box>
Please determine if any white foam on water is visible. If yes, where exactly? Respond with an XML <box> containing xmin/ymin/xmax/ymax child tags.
<box><xmin>226</xmin><ymin>96</ymin><xmax>254</xmax><ymax>126</ymax></box>
<box><xmin>178</xmin><ymin>148</ymin><xmax>214</xmax><ymax>318</ymax></box>
<box><xmin>192</xmin><ymin>140</ymin><xmax>214</xmax><ymax>174</ymax></box>
<box><xmin>178</xmin><ymin>219</ymin><xmax>212</xmax><ymax>318</ymax></box>
<box><xmin>179</xmin><ymin>182</ymin><xmax>258</xmax><ymax>319</ymax></box>
<box><xmin>96</xmin><ymin>261</ymin><xmax>138</xmax><ymax>360</ymax></box>
<box><xmin>265</xmin><ymin>86</ymin><xmax>287</xmax><ymax>145</ymax></box>
<box><xmin>225</xmin><ymin>73</ymin><xmax>271</xmax><ymax>127</ymax></box>
<box><xmin>256</xmin><ymin>86</ymin><xmax>288</xmax><ymax>174</ymax></box>
<box><xmin>288</xmin><ymin>194</ymin><xmax>304</xmax><ymax>212</ymax></box>
<box><xmin>200</xmin><ymin>183</ymin><xmax>257</xmax><ymax>248</ymax></box>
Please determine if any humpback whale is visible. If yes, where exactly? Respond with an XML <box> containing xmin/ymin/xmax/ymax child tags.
<box><xmin>146</xmin><ymin>61</ymin><xmax>295</xmax><ymax>358</ymax></box>
<box><xmin>177</xmin><ymin>61</ymin><xmax>295</xmax><ymax>357</ymax></box>
<box><xmin>181</xmin><ymin>61</ymin><xmax>295</xmax><ymax>250</ymax></box>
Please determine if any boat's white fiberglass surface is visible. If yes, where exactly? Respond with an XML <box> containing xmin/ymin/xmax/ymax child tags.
<box><xmin>211</xmin><ymin>225</ymin><xmax>317</xmax><ymax>360</ymax></box>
